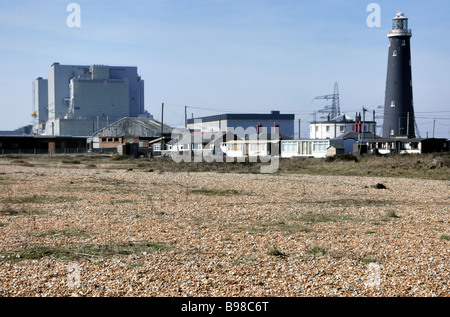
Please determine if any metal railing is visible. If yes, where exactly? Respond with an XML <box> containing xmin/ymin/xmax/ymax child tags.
<box><xmin>388</xmin><ymin>29</ymin><xmax>412</xmax><ymax>37</ymax></box>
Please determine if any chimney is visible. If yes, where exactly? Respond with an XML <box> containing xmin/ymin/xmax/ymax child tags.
<box><xmin>257</xmin><ymin>122</ymin><xmax>263</xmax><ymax>134</ymax></box>
<box><xmin>273</xmin><ymin>122</ymin><xmax>280</xmax><ymax>134</ymax></box>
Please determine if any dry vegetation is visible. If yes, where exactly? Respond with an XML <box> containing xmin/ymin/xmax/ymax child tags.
<box><xmin>0</xmin><ymin>152</ymin><xmax>448</xmax><ymax>297</ymax></box>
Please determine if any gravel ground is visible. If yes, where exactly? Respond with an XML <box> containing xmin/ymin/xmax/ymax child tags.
<box><xmin>0</xmin><ymin>159</ymin><xmax>449</xmax><ymax>297</ymax></box>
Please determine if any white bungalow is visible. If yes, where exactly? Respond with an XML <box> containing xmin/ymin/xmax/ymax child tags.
<box><xmin>281</xmin><ymin>139</ymin><xmax>344</xmax><ymax>158</ymax></box>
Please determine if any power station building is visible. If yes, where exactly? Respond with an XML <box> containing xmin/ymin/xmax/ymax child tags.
<box><xmin>32</xmin><ymin>63</ymin><xmax>148</xmax><ymax>136</ymax></box>
<box><xmin>32</xmin><ymin>77</ymin><xmax>48</xmax><ymax>134</ymax></box>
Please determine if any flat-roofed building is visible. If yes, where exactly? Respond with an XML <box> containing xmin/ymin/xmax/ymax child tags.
<box><xmin>187</xmin><ymin>110</ymin><xmax>295</xmax><ymax>138</ymax></box>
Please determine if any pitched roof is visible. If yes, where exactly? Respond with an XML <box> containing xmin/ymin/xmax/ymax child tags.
<box><xmin>93</xmin><ymin>117</ymin><xmax>173</xmax><ymax>137</ymax></box>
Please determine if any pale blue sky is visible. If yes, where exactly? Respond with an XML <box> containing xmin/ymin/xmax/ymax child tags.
<box><xmin>0</xmin><ymin>0</ymin><xmax>449</xmax><ymax>138</ymax></box>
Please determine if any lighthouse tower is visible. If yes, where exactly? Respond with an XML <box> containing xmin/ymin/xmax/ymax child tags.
<box><xmin>382</xmin><ymin>11</ymin><xmax>415</xmax><ymax>138</ymax></box>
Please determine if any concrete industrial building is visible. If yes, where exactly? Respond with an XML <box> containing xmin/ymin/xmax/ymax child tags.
<box><xmin>31</xmin><ymin>77</ymin><xmax>48</xmax><ymax>134</ymax></box>
<box><xmin>187</xmin><ymin>110</ymin><xmax>295</xmax><ymax>138</ymax></box>
<box><xmin>32</xmin><ymin>63</ymin><xmax>148</xmax><ymax>136</ymax></box>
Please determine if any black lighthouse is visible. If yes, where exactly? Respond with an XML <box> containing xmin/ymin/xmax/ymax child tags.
<box><xmin>382</xmin><ymin>11</ymin><xmax>415</xmax><ymax>138</ymax></box>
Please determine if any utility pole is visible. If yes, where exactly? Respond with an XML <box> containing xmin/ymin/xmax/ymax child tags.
<box><xmin>298</xmin><ymin>119</ymin><xmax>301</xmax><ymax>139</ymax></box>
<box><xmin>362</xmin><ymin>107</ymin><xmax>367</xmax><ymax>141</ymax></box>
<box><xmin>433</xmin><ymin>120</ymin><xmax>435</xmax><ymax>138</ymax></box>
<box><xmin>161</xmin><ymin>103</ymin><xmax>164</xmax><ymax>153</ymax></box>
<box><xmin>185</xmin><ymin>106</ymin><xmax>187</xmax><ymax>129</ymax></box>
<box><xmin>373</xmin><ymin>110</ymin><xmax>376</xmax><ymax>139</ymax></box>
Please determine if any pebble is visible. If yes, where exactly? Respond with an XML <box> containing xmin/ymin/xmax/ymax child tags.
<box><xmin>0</xmin><ymin>159</ymin><xmax>448</xmax><ymax>296</ymax></box>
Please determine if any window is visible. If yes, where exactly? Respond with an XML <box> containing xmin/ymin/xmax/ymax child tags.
<box><xmin>393</xmin><ymin>50</ymin><xmax>397</xmax><ymax>56</ymax></box>
<box><xmin>326</xmin><ymin>126</ymin><xmax>330</xmax><ymax>132</ymax></box>
<box><xmin>251</xmin><ymin>143</ymin><xmax>266</xmax><ymax>153</ymax></box>
<box><xmin>391</xmin><ymin>101</ymin><xmax>395</xmax><ymax>107</ymax></box>
<box><xmin>401</xmin><ymin>40</ymin><xmax>406</xmax><ymax>46</ymax></box>
<box><xmin>313</xmin><ymin>141</ymin><xmax>328</xmax><ymax>152</ymax></box>
<box><xmin>228</xmin><ymin>143</ymin><xmax>241</xmax><ymax>152</ymax></box>
<box><xmin>340</xmin><ymin>126</ymin><xmax>345</xmax><ymax>133</ymax></box>
<box><xmin>393</xmin><ymin>19</ymin><xmax>408</xmax><ymax>30</ymax></box>
<box><xmin>282</xmin><ymin>142</ymin><xmax>297</xmax><ymax>153</ymax></box>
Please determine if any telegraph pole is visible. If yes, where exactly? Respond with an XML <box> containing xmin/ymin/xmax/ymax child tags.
<box><xmin>373</xmin><ymin>110</ymin><xmax>376</xmax><ymax>139</ymax></box>
<box><xmin>362</xmin><ymin>107</ymin><xmax>367</xmax><ymax>141</ymax></box>
<box><xmin>161</xmin><ymin>103</ymin><xmax>164</xmax><ymax>153</ymax></box>
<box><xmin>433</xmin><ymin>120</ymin><xmax>435</xmax><ymax>138</ymax></box>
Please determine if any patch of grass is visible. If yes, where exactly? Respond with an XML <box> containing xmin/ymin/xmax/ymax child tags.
<box><xmin>103</xmin><ymin>241</ymin><xmax>173</xmax><ymax>256</ymax></box>
<box><xmin>0</xmin><ymin>204</ymin><xmax>45</xmax><ymax>216</ymax></box>
<box><xmin>61</xmin><ymin>159</ymin><xmax>81</xmax><ymax>164</ymax></box>
<box><xmin>306</xmin><ymin>246</ymin><xmax>327</xmax><ymax>256</ymax></box>
<box><xmin>112</xmin><ymin>155</ymin><xmax>132</xmax><ymax>161</ymax></box>
<box><xmin>298</xmin><ymin>212</ymin><xmax>357</xmax><ymax>223</ymax></box>
<box><xmin>274</xmin><ymin>220</ymin><xmax>311</xmax><ymax>235</ymax></box>
<box><xmin>1</xmin><ymin>247</ymin><xmax>78</xmax><ymax>262</ymax></box>
<box><xmin>0</xmin><ymin>241</ymin><xmax>173</xmax><ymax>262</ymax></box>
<box><xmin>10</xmin><ymin>159</ymin><xmax>35</xmax><ymax>167</ymax></box>
<box><xmin>230</xmin><ymin>217</ymin><xmax>311</xmax><ymax>235</ymax></box>
<box><xmin>267</xmin><ymin>246</ymin><xmax>288</xmax><ymax>257</ymax></box>
<box><xmin>439</xmin><ymin>234</ymin><xmax>450</xmax><ymax>241</ymax></box>
<box><xmin>0</xmin><ymin>204</ymin><xmax>18</xmax><ymax>215</ymax></box>
<box><xmin>295</xmin><ymin>198</ymin><xmax>396</xmax><ymax>210</ymax></box>
<box><xmin>0</xmin><ymin>195</ymin><xmax>79</xmax><ymax>204</ymax></box>
<box><xmin>382</xmin><ymin>210</ymin><xmax>401</xmax><ymax>221</ymax></box>
<box><xmin>110</xmin><ymin>199</ymin><xmax>134</xmax><ymax>204</ymax></box>
<box><xmin>33</xmin><ymin>229</ymin><xmax>90</xmax><ymax>239</ymax></box>
<box><xmin>189</xmin><ymin>188</ymin><xmax>242</xmax><ymax>196</ymax></box>
<box><xmin>326</xmin><ymin>154</ymin><xmax>359</xmax><ymax>162</ymax></box>
<box><xmin>361</xmin><ymin>256</ymin><xmax>378</xmax><ymax>263</ymax></box>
